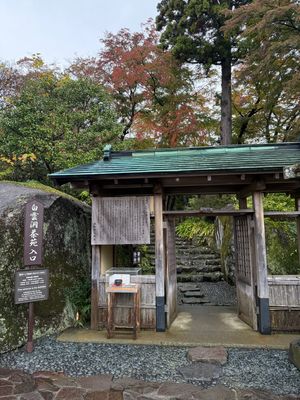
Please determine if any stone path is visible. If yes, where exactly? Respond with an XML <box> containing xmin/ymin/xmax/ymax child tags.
<box><xmin>1</xmin><ymin>368</ymin><xmax>299</xmax><ymax>400</ymax></box>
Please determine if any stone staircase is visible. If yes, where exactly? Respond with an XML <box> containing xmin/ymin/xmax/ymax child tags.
<box><xmin>175</xmin><ymin>237</ymin><xmax>224</xmax><ymax>305</ymax></box>
<box><xmin>147</xmin><ymin>233</ymin><xmax>224</xmax><ymax>305</ymax></box>
<box><xmin>176</xmin><ymin>237</ymin><xmax>223</xmax><ymax>283</ymax></box>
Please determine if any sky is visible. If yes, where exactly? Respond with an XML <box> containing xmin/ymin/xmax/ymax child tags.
<box><xmin>0</xmin><ymin>0</ymin><xmax>159</xmax><ymax>66</ymax></box>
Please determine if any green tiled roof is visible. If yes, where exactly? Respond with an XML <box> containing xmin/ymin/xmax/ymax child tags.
<box><xmin>50</xmin><ymin>143</ymin><xmax>300</xmax><ymax>182</ymax></box>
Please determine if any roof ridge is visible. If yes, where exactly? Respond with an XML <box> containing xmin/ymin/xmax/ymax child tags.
<box><xmin>110</xmin><ymin>142</ymin><xmax>299</xmax><ymax>158</ymax></box>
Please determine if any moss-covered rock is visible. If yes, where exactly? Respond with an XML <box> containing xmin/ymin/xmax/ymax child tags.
<box><xmin>0</xmin><ymin>182</ymin><xmax>91</xmax><ymax>353</ymax></box>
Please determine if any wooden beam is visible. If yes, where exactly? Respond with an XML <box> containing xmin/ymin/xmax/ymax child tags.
<box><xmin>91</xmin><ymin>245</ymin><xmax>101</xmax><ymax>330</ymax></box>
<box><xmin>238</xmin><ymin>197</ymin><xmax>248</xmax><ymax>209</ymax></box>
<box><xmin>239</xmin><ymin>179</ymin><xmax>266</xmax><ymax>199</ymax></box>
<box><xmin>154</xmin><ymin>184</ymin><xmax>166</xmax><ymax>332</ymax></box>
<box><xmin>264</xmin><ymin>211</ymin><xmax>300</xmax><ymax>218</ymax></box>
<box><xmin>164</xmin><ymin>209</ymin><xmax>300</xmax><ymax>219</ymax></box>
<box><xmin>252</xmin><ymin>191</ymin><xmax>271</xmax><ymax>334</ymax></box>
<box><xmin>164</xmin><ymin>209</ymin><xmax>253</xmax><ymax>217</ymax></box>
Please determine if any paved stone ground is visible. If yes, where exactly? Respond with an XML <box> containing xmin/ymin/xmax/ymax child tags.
<box><xmin>1</xmin><ymin>338</ymin><xmax>300</xmax><ymax>399</ymax></box>
<box><xmin>1</xmin><ymin>368</ymin><xmax>300</xmax><ymax>400</ymax></box>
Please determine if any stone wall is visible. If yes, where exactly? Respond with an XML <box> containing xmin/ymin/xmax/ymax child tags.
<box><xmin>0</xmin><ymin>183</ymin><xmax>91</xmax><ymax>353</ymax></box>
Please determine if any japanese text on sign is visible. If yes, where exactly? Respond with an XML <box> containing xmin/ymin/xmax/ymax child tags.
<box><xmin>23</xmin><ymin>200</ymin><xmax>44</xmax><ymax>265</ymax></box>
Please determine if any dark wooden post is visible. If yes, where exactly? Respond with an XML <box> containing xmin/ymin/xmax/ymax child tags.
<box><xmin>295</xmin><ymin>198</ymin><xmax>300</xmax><ymax>265</ymax></box>
<box><xmin>26</xmin><ymin>303</ymin><xmax>34</xmax><ymax>353</ymax></box>
<box><xmin>253</xmin><ymin>191</ymin><xmax>271</xmax><ymax>334</ymax></box>
<box><xmin>91</xmin><ymin>244</ymin><xmax>101</xmax><ymax>330</ymax></box>
<box><xmin>238</xmin><ymin>196</ymin><xmax>247</xmax><ymax>210</ymax></box>
<box><xmin>166</xmin><ymin>217</ymin><xmax>177</xmax><ymax>328</ymax></box>
<box><xmin>154</xmin><ymin>184</ymin><xmax>166</xmax><ymax>331</ymax></box>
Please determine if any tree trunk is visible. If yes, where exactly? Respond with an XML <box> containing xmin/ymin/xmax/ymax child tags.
<box><xmin>221</xmin><ymin>57</ymin><xmax>232</xmax><ymax>145</ymax></box>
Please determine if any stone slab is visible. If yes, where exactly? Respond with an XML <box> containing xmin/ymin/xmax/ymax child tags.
<box><xmin>187</xmin><ymin>346</ymin><xmax>228</xmax><ymax>365</ymax></box>
<box><xmin>192</xmin><ymin>385</ymin><xmax>236</xmax><ymax>400</ymax></box>
<box><xmin>54</xmin><ymin>387</ymin><xmax>86</xmax><ymax>399</ymax></box>
<box><xmin>112</xmin><ymin>378</ymin><xmax>159</xmax><ymax>393</ymax></box>
<box><xmin>34</xmin><ymin>378</ymin><xmax>59</xmax><ymax>393</ymax></box>
<box><xmin>19</xmin><ymin>392</ymin><xmax>44</xmax><ymax>400</ymax></box>
<box><xmin>0</xmin><ymin>384</ymin><xmax>13</xmax><ymax>396</ymax></box>
<box><xmin>38</xmin><ymin>390</ymin><xmax>55</xmax><ymax>400</ymax></box>
<box><xmin>178</xmin><ymin>363</ymin><xmax>222</xmax><ymax>382</ymax></box>
<box><xmin>183</xmin><ymin>292</ymin><xmax>205</xmax><ymax>298</ymax></box>
<box><xmin>289</xmin><ymin>339</ymin><xmax>300</xmax><ymax>370</ymax></box>
<box><xmin>157</xmin><ymin>382</ymin><xmax>203</xmax><ymax>399</ymax></box>
<box><xmin>183</xmin><ymin>298</ymin><xmax>209</xmax><ymax>304</ymax></box>
<box><xmin>179</xmin><ymin>286</ymin><xmax>200</xmax><ymax>293</ymax></box>
<box><xmin>84</xmin><ymin>391</ymin><xmax>110</xmax><ymax>400</ymax></box>
<box><xmin>77</xmin><ymin>375</ymin><xmax>113</xmax><ymax>391</ymax></box>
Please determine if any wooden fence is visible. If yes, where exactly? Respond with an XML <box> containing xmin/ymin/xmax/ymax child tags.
<box><xmin>268</xmin><ymin>275</ymin><xmax>300</xmax><ymax>331</ymax></box>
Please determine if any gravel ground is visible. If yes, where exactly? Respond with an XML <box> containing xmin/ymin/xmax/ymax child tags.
<box><xmin>197</xmin><ymin>281</ymin><xmax>237</xmax><ymax>305</ymax></box>
<box><xmin>0</xmin><ymin>336</ymin><xmax>299</xmax><ymax>395</ymax></box>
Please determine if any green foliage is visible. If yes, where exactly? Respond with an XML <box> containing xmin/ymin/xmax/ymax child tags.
<box><xmin>218</xmin><ymin>215</ymin><xmax>235</xmax><ymax>283</ymax></box>
<box><xmin>64</xmin><ymin>277</ymin><xmax>91</xmax><ymax>327</ymax></box>
<box><xmin>266</xmin><ymin>219</ymin><xmax>299</xmax><ymax>275</ymax></box>
<box><xmin>77</xmin><ymin>190</ymin><xmax>91</xmax><ymax>205</ymax></box>
<box><xmin>188</xmin><ymin>194</ymin><xmax>238</xmax><ymax>210</ymax></box>
<box><xmin>137</xmin><ymin>244</ymin><xmax>155</xmax><ymax>275</ymax></box>
<box><xmin>177</xmin><ymin>194</ymin><xmax>298</xmax><ymax>276</ymax></box>
<box><xmin>176</xmin><ymin>217</ymin><xmax>215</xmax><ymax>246</ymax></box>
<box><xmin>156</xmin><ymin>0</ymin><xmax>252</xmax><ymax>144</ymax></box>
<box><xmin>263</xmin><ymin>193</ymin><xmax>294</xmax><ymax>212</ymax></box>
<box><xmin>156</xmin><ymin>0</ymin><xmax>248</xmax><ymax>67</ymax></box>
<box><xmin>225</xmin><ymin>0</ymin><xmax>300</xmax><ymax>143</ymax></box>
<box><xmin>262</xmin><ymin>194</ymin><xmax>298</xmax><ymax>274</ymax></box>
<box><xmin>0</xmin><ymin>72</ymin><xmax>121</xmax><ymax>183</ymax></box>
<box><xmin>115</xmin><ymin>244</ymin><xmax>154</xmax><ymax>275</ymax></box>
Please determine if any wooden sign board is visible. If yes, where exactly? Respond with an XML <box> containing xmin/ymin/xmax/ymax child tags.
<box><xmin>23</xmin><ymin>200</ymin><xmax>44</xmax><ymax>266</ymax></box>
<box><xmin>92</xmin><ymin>196</ymin><xmax>150</xmax><ymax>245</ymax></box>
<box><xmin>15</xmin><ymin>269</ymin><xmax>49</xmax><ymax>304</ymax></box>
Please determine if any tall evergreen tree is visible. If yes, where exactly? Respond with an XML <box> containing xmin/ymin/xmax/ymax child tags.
<box><xmin>156</xmin><ymin>0</ymin><xmax>250</xmax><ymax>145</ymax></box>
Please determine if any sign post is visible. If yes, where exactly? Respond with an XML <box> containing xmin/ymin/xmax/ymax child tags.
<box><xmin>17</xmin><ymin>199</ymin><xmax>45</xmax><ymax>353</ymax></box>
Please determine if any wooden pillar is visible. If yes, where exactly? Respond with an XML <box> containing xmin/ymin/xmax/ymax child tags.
<box><xmin>295</xmin><ymin>198</ymin><xmax>300</xmax><ymax>265</ymax></box>
<box><xmin>91</xmin><ymin>245</ymin><xmax>101</xmax><ymax>330</ymax></box>
<box><xmin>238</xmin><ymin>196</ymin><xmax>247</xmax><ymax>209</ymax></box>
<box><xmin>253</xmin><ymin>191</ymin><xmax>271</xmax><ymax>334</ymax></box>
<box><xmin>166</xmin><ymin>217</ymin><xmax>177</xmax><ymax>328</ymax></box>
<box><xmin>154</xmin><ymin>184</ymin><xmax>166</xmax><ymax>331</ymax></box>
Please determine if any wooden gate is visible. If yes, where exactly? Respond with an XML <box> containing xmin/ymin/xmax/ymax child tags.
<box><xmin>234</xmin><ymin>215</ymin><xmax>257</xmax><ymax>330</ymax></box>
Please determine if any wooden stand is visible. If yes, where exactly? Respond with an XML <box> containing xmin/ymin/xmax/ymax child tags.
<box><xmin>106</xmin><ymin>284</ymin><xmax>140</xmax><ymax>339</ymax></box>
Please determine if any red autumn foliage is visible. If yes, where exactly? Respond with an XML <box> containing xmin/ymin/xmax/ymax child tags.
<box><xmin>70</xmin><ymin>22</ymin><xmax>208</xmax><ymax>147</ymax></box>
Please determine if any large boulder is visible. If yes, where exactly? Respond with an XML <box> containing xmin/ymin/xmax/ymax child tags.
<box><xmin>0</xmin><ymin>182</ymin><xmax>91</xmax><ymax>353</ymax></box>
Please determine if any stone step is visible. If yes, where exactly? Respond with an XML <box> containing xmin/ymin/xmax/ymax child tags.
<box><xmin>176</xmin><ymin>247</ymin><xmax>219</xmax><ymax>254</ymax></box>
<box><xmin>182</xmin><ymin>297</ymin><xmax>210</xmax><ymax>304</ymax></box>
<box><xmin>177</xmin><ymin>272</ymin><xmax>224</xmax><ymax>283</ymax></box>
<box><xmin>183</xmin><ymin>291</ymin><xmax>205</xmax><ymax>298</ymax></box>
<box><xmin>177</xmin><ymin>265</ymin><xmax>221</xmax><ymax>274</ymax></box>
<box><xmin>176</xmin><ymin>252</ymin><xmax>220</xmax><ymax>260</ymax></box>
<box><xmin>178</xmin><ymin>284</ymin><xmax>201</xmax><ymax>292</ymax></box>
